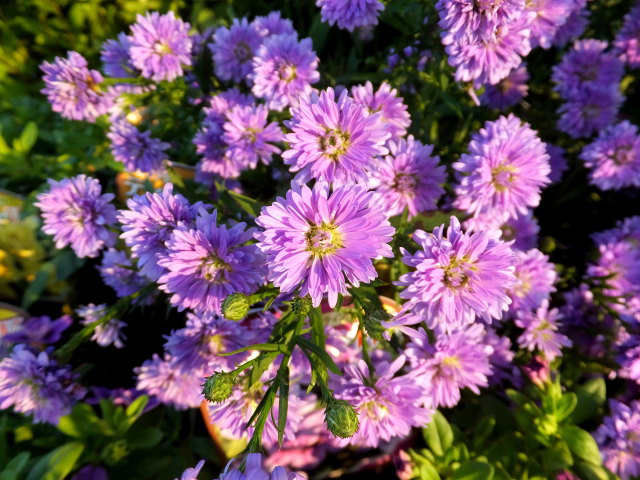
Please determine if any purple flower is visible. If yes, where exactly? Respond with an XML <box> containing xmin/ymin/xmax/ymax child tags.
<box><xmin>453</xmin><ymin>114</ymin><xmax>551</xmax><ymax>221</ymax></box>
<box><xmin>436</xmin><ymin>0</ymin><xmax>525</xmax><ymax>41</ymax></box>
<box><xmin>333</xmin><ymin>356</ymin><xmax>432</xmax><ymax>447</ymax></box>
<box><xmin>508</xmin><ymin>249</ymin><xmax>557</xmax><ymax>312</ymax></box>
<box><xmin>615</xmin><ymin>4</ymin><xmax>640</xmax><ymax>69</ymax></box>
<box><xmin>158</xmin><ymin>210</ymin><xmax>265</xmax><ymax>315</ymax></box>
<box><xmin>98</xmin><ymin>248</ymin><xmax>150</xmax><ymax>298</ymax></box>
<box><xmin>77</xmin><ymin>303</ymin><xmax>127</xmax><ymax>349</ymax></box>
<box><xmin>515</xmin><ymin>300</ymin><xmax>572</xmax><ymax>360</ymax></box>
<box><xmin>194</xmin><ymin>122</ymin><xmax>244</xmax><ymax>179</ymax></box>
<box><xmin>580</xmin><ymin>121</ymin><xmax>640</xmax><ymax>191</ymax></box>
<box><xmin>214</xmin><ymin>454</ymin><xmax>304</xmax><ymax>480</ymax></box>
<box><xmin>556</xmin><ymin>87</ymin><xmax>622</xmax><ymax>139</ymax></box>
<box><xmin>204</xmin><ymin>88</ymin><xmax>255</xmax><ymax>126</ymax></box>
<box><xmin>350</xmin><ymin>81</ymin><xmax>411</xmax><ymax>141</ymax></box>
<box><xmin>4</xmin><ymin>315</ymin><xmax>72</xmax><ymax>347</ymax></box>
<box><xmin>395</xmin><ymin>216</ymin><xmax>517</xmax><ymax>333</ymax></box>
<box><xmin>483</xmin><ymin>327</ymin><xmax>517</xmax><ymax>385</ymax></box>
<box><xmin>316</xmin><ymin>0</ymin><xmax>385</xmax><ymax>32</ymax></box>
<box><xmin>369</xmin><ymin>136</ymin><xmax>446</xmax><ymax>219</ymax></box>
<box><xmin>481</xmin><ymin>64</ymin><xmax>529</xmax><ymax>110</ymax></box>
<box><xmin>406</xmin><ymin>324</ymin><xmax>493</xmax><ymax>408</ymax></box>
<box><xmin>465</xmin><ymin>210</ymin><xmax>540</xmax><ymax>251</ymax></box>
<box><xmin>253</xmin><ymin>11</ymin><xmax>295</xmax><ymax>37</ymax></box>
<box><xmin>0</xmin><ymin>345</ymin><xmax>85</xmax><ymax>424</ymax></box>
<box><xmin>176</xmin><ymin>461</ymin><xmax>204</xmax><ymax>480</ymax></box>
<box><xmin>40</xmin><ymin>51</ymin><xmax>111</xmax><ymax>122</ymax></box>
<box><xmin>128</xmin><ymin>11</ymin><xmax>192</xmax><ymax>82</ymax></box>
<box><xmin>35</xmin><ymin>175</ymin><xmax>117</xmax><ymax>258</ymax></box>
<box><xmin>255</xmin><ymin>183</ymin><xmax>395</xmax><ymax>307</ymax></box>
<box><xmin>547</xmin><ymin>144</ymin><xmax>569</xmax><ymax>184</ymax></box>
<box><xmin>595</xmin><ymin>400</ymin><xmax>640</xmax><ymax>480</ymax></box>
<box><xmin>251</xmin><ymin>33</ymin><xmax>320</xmax><ymax>111</ymax></box>
<box><xmin>618</xmin><ymin>335</ymin><xmax>640</xmax><ymax>385</ymax></box>
<box><xmin>108</xmin><ymin>116</ymin><xmax>169</xmax><ymax>173</ymax></box>
<box><xmin>526</xmin><ymin>0</ymin><xmax>575</xmax><ymax>49</ymax></box>
<box><xmin>283</xmin><ymin>87</ymin><xmax>390</xmax><ymax>186</ymax></box>
<box><xmin>552</xmin><ymin>3</ymin><xmax>589</xmax><ymax>47</ymax></box>
<box><xmin>101</xmin><ymin>32</ymin><xmax>135</xmax><ymax>78</ymax></box>
<box><xmin>209</xmin><ymin>18</ymin><xmax>262</xmax><ymax>84</ymax></box>
<box><xmin>118</xmin><ymin>184</ymin><xmax>200</xmax><ymax>281</ymax></box>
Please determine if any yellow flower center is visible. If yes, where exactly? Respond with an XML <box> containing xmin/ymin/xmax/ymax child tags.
<box><xmin>306</xmin><ymin>222</ymin><xmax>343</xmax><ymax>257</ymax></box>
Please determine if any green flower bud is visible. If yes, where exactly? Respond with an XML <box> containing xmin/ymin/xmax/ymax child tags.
<box><xmin>293</xmin><ymin>296</ymin><xmax>313</xmax><ymax>317</ymax></box>
<box><xmin>202</xmin><ymin>372</ymin><xmax>235</xmax><ymax>403</ymax></box>
<box><xmin>325</xmin><ymin>399</ymin><xmax>359</xmax><ymax>438</ymax></box>
<box><xmin>222</xmin><ymin>293</ymin><xmax>251</xmax><ymax>321</ymax></box>
<box><xmin>363</xmin><ymin>308</ymin><xmax>389</xmax><ymax>341</ymax></box>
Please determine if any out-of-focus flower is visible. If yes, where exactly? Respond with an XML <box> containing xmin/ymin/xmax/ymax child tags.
<box><xmin>209</xmin><ymin>18</ymin><xmax>262</xmax><ymax>84</ymax></box>
<box><xmin>77</xmin><ymin>303</ymin><xmax>127</xmax><ymax>349</ymax></box>
<box><xmin>316</xmin><ymin>0</ymin><xmax>385</xmax><ymax>32</ymax></box>
<box><xmin>108</xmin><ymin>116</ymin><xmax>169</xmax><ymax>173</ymax></box>
<box><xmin>481</xmin><ymin>64</ymin><xmax>529</xmax><ymax>110</ymax></box>
<box><xmin>595</xmin><ymin>400</ymin><xmax>640</xmax><ymax>480</ymax></box>
<box><xmin>350</xmin><ymin>81</ymin><xmax>411</xmax><ymax>141</ymax></box>
<box><xmin>515</xmin><ymin>300</ymin><xmax>572</xmax><ymax>360</ymax></box>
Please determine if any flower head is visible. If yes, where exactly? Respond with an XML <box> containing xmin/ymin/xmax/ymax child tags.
<box><xmin>316</xmin><ymin>0</ymin><xmax>385</xmax><ymax>32</ymax></box>
<box><xmin>508</xmin><ymin>249</ymin><xmax>557</xmax><ymax>312</ymax></box>
<box><xmin>101</xmin><ymin>32</ymin><xmax>135</xmax><ymax>78</ymax></box>
<box><xmin>350</xmin><ymin>81</ymin><xmax>411</xmax><ymax>141</ymax></box>
<box><xmin>210</xmin><ymin>18</ymin><xmax>262</xmax><ymax>84</ymax></box>
<box><xmin>214</xmin><ymin>453</ymin><xmax>304</xmax><ymax>480</ymax></box>
<box><xmin>481</xmin><ymin>64</ymin><xmax>529</xmax><ymax>110</ymax></box>
<box><xmin>77</xmin><ymin>303</ymin><xmax>127</xmax><ymax>349</ymax></box>
<box><xmin>515</xmin><ymin>300</ymin><xmax>572</xmax><ymax>360</ymax></box>
<box><xmin>614</xmin><ymin>4</ymin><xmax>640</xmax><ymax>69</ymax></box>
<box><xmin>556</xmin><ymin>87</ymin><xmax>622</xmax><ymax>139</ymax></box>
<box><xmin>595</xmin><ymin>400</ymin><xmax>640</xmax><ymax>480</ymax></box>
<box><xmin>253</xmin><ymin>11</ymin><xmax>296</xmax><ymax>37</ymax></box>
<box><xmin>526</xmin><ymin>0</ymin><xmax>575</xmax><ymax>49</ymax></box>
<box><xmin>98</xmin><ymin>248</ymin><xmax>150</xmax><ymax>298</ymax></box>
<box><xmin>108</xmin><ymin>116</ymin><xmax>169</xmax><ymax>173</ymax></box>
<box><xmin>4</xmin><ymin>315</ymin><xmax>72</xmax><ymax>347</ymax></box>
<box><xmin>436</xmin><ymin>0</ymin><xmax>525</xmax><ymax>41</ymax></box>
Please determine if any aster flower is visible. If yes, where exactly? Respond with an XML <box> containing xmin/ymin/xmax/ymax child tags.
<box><xmin>557</xmin><ymin>87</ymin><xmax>622</xmax><ymax>139</ymax></box>
<box><xmin>515</xmin><ymin>300</ymin><xmax>572</xmax><ymax>360</ymax></box>
<box><xmin>194</xmin><ymin>122</ymin><xmax>244</xmax><ymax>179</ymax></box>
<box><xmin>128</xmin><ymin>11</ymin><xmax>192</xmax><ymax>82</ymax></box>
<box><xmin>176</xmin><ymin>460</ymin><xmax>204</xmax><ymax>480</ymax></box>
<box><xmin>316</xmin><ymin>0</ymin><xmax>385</xmax><ymax>32</ymax></box>
<box><xmin>108</xmin><ymin>116</ymin><xmax>169</xmax><ymax>173</ymax></box>
<box><xmin>209</xmin><ymin>18</ymin><xmax>262</xmax><ymax>84</ymax></box>
<box><xmin>215</xmin><ymin>453</ymin><xmax>304</xmax><ymax>480</ymax></box>
<box><xmin>481</xmin><ymin>64</ymin><xmax>529</xmax><ymax>110</ymax></box>
<box><xmin>618</xmin><ymin>335</ymin><xmax>640</xmax><ymax>385</ymax></box>
<box><xmin>465</xmin><ymin>210</ymin><xmax>540</xmax><ymax>251</ymax></box>
<box><xmin>580</xmin><ymin>121</ymin><xmax>640</xmax><ymax>191</ymax></box>
<box><xmin>406</xmin><ymin>324</ymin><xmax>493</xmax><ymax>408</ymax></box>
<box><xmin>77</xmin><ymin>303</ymin><xmax>127</xmax><ymax>349</ymax></box>
<box><xmin>283</xmin><ymin>87</ymin><xmax>390</xmax><ymax>186</ymax></box>
<box><xmin>395</xmin><ymin>216</ymin><xmax>517</xmax><ymax>333</ymax></box>
<box><xmin>333</xmin><ymin>355</ymin><xmax>432</xmax><ymax>447</ymax></box>
<box><xmin>251</xmin><ymin>33</ymin><xmax>320</xmax><ymax>111</ymax></box>
<box><xmin>436</xmin><ymin>0</ymin><xmax>525</xmax><ymax>41</ymax></box>
<box><xmin>526</xmin><ymin>0</ymin><xmax>575</xmax><ymax>49</ymax></box>
<box><xmin>255</xmin><ymin>183</ymin><xmax>395</xmax><ymax>308</ymax></box>
<box><xmin>508</xmin><ymin>249</ymin><xmax>557</xmax><ymax>312</ymax></box>
<box><xmin>615</xmin><ymin>4</ymin><xmax>640</xmax><ymax>69</ymax></box>
<box><xmin>369</xmin><ymin>136</ymin><xmax>446</xmax><ymax>219</ymax></box>
<box><xmin>547</xmin><ymin>144</ymin><xmax>569</xmax><ymax>184</ymax></box>
<box><xmin>594</xmin><ymin>400</ymin><xmax>640</xmax><ymax>480</ymax></box>
<box><xmin>98</xmin><ymin>248</ymin><xmax>150</xmax><ymax>298</ymax></box>
<box><xmin>204</xmin><ymin>89</ymin><xmax>255</xmax><ymax>126</ymax></box>
<box><xmin>453</xmin><ymin>114</ymin><xmax>551</xmax><ymax>221</ymax></box>
<box><xmin>35</xmin><ymin>175</ymin><xmax>117</xmax><ymax>258</ymax></box>
<box><xmin>101</xmin><ymin>32</ymin><xmax>135</xmax><ymax>78</ymax></box>
<box><xmin>350</xmin><ymin>81</ymin><xmax>411</xmax><ymax>141</ymax></box>
<box><xmin>552</xmin><ymin>4</ymin><xmax>589</xmax><ymax>47</ymax></box>
<box><xmin>0</xmin><ymin>345</ymin><xmax>85</xmax><ymax>424</ymax></box>
<box><xmin>253</xmin><ymin>11</ymin><xmax>296</xmax><ymax>37</ymax></box>
<box><xmin>40</xmin><ymin>51</ymin><xmax>111</xmax><ymax>122</ymax></box>
<box><xmin>118</xmin><ymin>184</ymin><xmax>200</xmax><ymax>281</ymax></box>
<box><xmin>483</xmin><ymin>327</ymin><xmax>517</xmax><ymax>385</ymax></box>
<box><xmin>222</xmin><ymin>104</ymin><xmax>283</xmax><ymax>169</ymax></box>
<box><xmin>158</xmin><ymin>210</ymin><xmax>265</xmax><ymax>315</ymax></box>
<box><xmin>3</xmin><ymin>315</ymin><xmax>72</xmax><ymax>347</ymax></box>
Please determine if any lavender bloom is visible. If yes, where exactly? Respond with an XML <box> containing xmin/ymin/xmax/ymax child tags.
<box><xmin>40</xmin><ymin>51</ymin><xmax>111</xmax><ymax>122</ymax></box>
<box><xmin>580</xmin><ymin>121</ymin><xmax>640</xmax><ymax>191</ymax></box>
<box><xmin>453</xmin><ymin>114</ymin><xmax>551</xmax><ymax>221</ymax></box>
<box><xmin>251</xmin><ymin>33</ymin><xmax>320</xmax><ymax>111</ymax></box>
<box><xmin>350</xmin><ymin>81</ymin><xmax>411</xmax><ymax>141</ymax></box>
<box><xmin>101</xmin><ymin>32</ymin><xmax>135</xmax><ymax>78</ymax></box>
<box><xmin>222</xmin><ymin>104</ymin><xmax>283</xmax><ymax>169</ymax></box>
<box><xmin>396</xmin><ymin>216</ymin><xmax>517</xmax><ymax>333</ymax></box>
<box><xmin>618</xmin><ymin>335</ymin><xmax>640</xmax><ymax>385</ymax></box>
<box><xmin>283</xmin><ymin>87</ymin><xmax>390</xmax><ymax>186</ymax></box>
<box><xmin>4</xmin><ymin>315</ymin><xmax>72</xmax><ymax>347</ymax></box>
<box><xmin>557</xmin><ymin>87</ymin><xmax>622</xmax><ymax>139</ymax></box>
<box><xmin>316</xmin><ymin>0</ymin><xmax>385</xmax><ymax>32</ymax></box>
<box><xmin>136</xmin><ymin>353</ymin><xmax>203</xmax><ymax>409</ymax></box>
<box><xmin>333</xmin><ymin>356</ymin><xmax>433</xmax><ymax>447</ymax></box>
<box><xmin>118</xmin><ymin>184</ymin><xmax>199</xmax><ymax>281</ymax></box>
<box><xmin>214</xmin><ymin>454</ymin><xmax>304</xmax><ymax>480</ymax></box>
<box><xmin>406</xmin><ymin>324</ymin><xmax>493</xmax><ymax>409</ymax></box>
<box><xmin>515</xmin><ymin>300</ymin><xmax>572</xmax><ymax>360</ymax></box>
<box><xmin>369</xmin><ymin>136</ymin><xmax>446</xmax><ymax>219</ymax></box>
<box><xmin>0</xmin><ymin>345</ymin><xmax>85</xmax><ymax>424</ymax></box>
<box><xmin>176</xmin><ymin>460</ymin><xmax>204</xmax><ymax>480</ymax></box>
<box><xmin>194</xmin><ymin>122</ymin><xmax>244</xmax><ymax>179</ymax></box>
<box><xmin>436</xmin><ymin>0</ymin><xmax>525</xmax><ymax>41</ymax></box>
<box><xmin>481</xmin><ymin>64</ymin><xmax>529</xmax><ymax>110</ymax></box>
<box><xmin>595</xmin><ymin>400</ymin><xmax>640</xmax><ymax>480</ymax></box>
<box><xmin>526</xmin><ymin>0</ymin><xmax>575</xmax><ymax>49</ymax></box>
<box><xmin>547</xmin><ymin>144</ymin><xmax>569</xmax><ymax>184</ymax></box>
<box><xmin>466</xmin><ymin>210</ymin><xmax>540</xmax><ymax>251</ymax></box>
<box><xmin>615</xmin><ymin>4</ymin><xmax>640</xmax><ymax>69</ymax></box>
<box><xmin>253</xmin><ymin>11</ymin><xmax>296</xmax><ymax>37</ymax></box>
<box><xmin>35</xmin><ymin>175</ymin><xmax>117</xmax><ymax>258</ymax></box>
<box><xmin>108</xmin><ymin>116</ymin><xmax>169</xmax><ymax>173</ymax></box>
<box><xmin>255</xmin><ymin>183</ymin><xmax>395</xmax><ymax>308</ymax></box>
<box><xmin>483</xmin><ymin>327</ymin><xmax>518</xmax><ymax>385</ymax></box>
<box><xmin>209</xmin><ymin>18</ymin><xmax>262</xmax><ymax>84</ymax></box>
<box><xmin>98</xmin><ymin>248</ymin><xmax>150</xmax><ymax>298</ymax></box>
<box><xmin>204</xmin><ymin>89</ymin><xmax>255</xmax><ymax>126</ymax></box>
<box><xmin>158</xmin><ymin>210</ymin><xmax>265</xmax><ymax>315</ymax></box>
<box><xmin>508</xmin><ymin>249</ymin><xmax>557</xmax><ymax>312</ymax></box>
<box><xmin>129</xmin><ymin>11</ymin><xmax>192</xmax><ymax>82</ymax></box>
<box><xmin>552</xmin><ymin>3</ymin><xmax>589</xmax><ymax>47</ymax></box>
<box><xmin>77</xmin><ymin>303</ymin><xmax>127</xmax><ymax>349</ymax></box>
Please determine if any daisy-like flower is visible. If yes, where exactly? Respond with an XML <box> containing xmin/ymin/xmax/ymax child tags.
<box><xmin>0</xmin><ymin>345</ymin><xmax>86</xmax><ymax>424</ymax></box>
<box><xmin>481</xmin><ymin>64</ymin><xmax>529</xmax><ymax>110</ymax></box>
<box><xmin>526</xmin><ymin>0</ymin><xmax>575</xmax><ymax>49</ymax></box>
<box><xmin>350</xmin><ymin>81</ymin><xmax>411</xmax><ymax>141</ymax></box>
<box><xmin>40</xmin><ymin>51</ymin><xmax>112</xmax><ymax>122</ymax></box>
<box><xmin>222</xmin><ymin>104</ymin><xmax>283</xmax><ymax>169</ymax></box>
<box><xmin>595</xmin><ymin>400</ymin><xmax>640</xmax><ymax>480</ymax></box>
<box><xmin>406</xmin><ymin>324</ymin><xmax>493</xmax><ymax>408</ymax></box>
<box><xmin>316</xmin><ymin>0</ymin><xmax>385</xmax><ymax>32</ymax></box>
<box><xmin>101</xmin><ymin>32</ymin><xmax>135</xmax><ymax>78</ymax></box>
<box><xmin>436</xmin><ymin>0</ymin><xmax>525</xmax><ymax>41</ymax></box>
<box><xmin>212</xmin><ymin>453</ymin><xmax>304</xmax><ymax>480</ymax></box>
<box><xmin>98</xmin><ymin>249</ymin><xmax>150</xmax><ymax>298</ymax></box>
<box><xmin>369</xmin><ymin>136</ymin><xmax>446</xmax><ymax>219</ymax></box>
<box><xmin>35</xmin><ymin>175</ymin><xmax>117</xmax><ymax>258</ymax></box>
<box><xmin>253</xmin><ymin>11</ymin><xmax>296</xmax><ymax>37</ymax></box>
<box><xmin>580</xmin><ymin>121</ymin><xmax>640</xmax><ymax>191</ymax></box>
<box><xmin>333</xmin><ymin>355</ymin><xmax>433</xmax><ymax>447</ymax></box>
<box><xmin>77</xmin><ymin>303</ymin><xmax>127</xmax><ymax>349</ymax></box>
<box><xmin>508</xmin><ymin>249</ymin><xmax>557</xmax><ymax>312</ymax></box>
<box><xmin>395</xmin><ymin>216</ymin><xmax>517</xmax><ymax>333</ymax></box>
<box><xmin>118</xmin><ymin>184</ymin><xmax>201</xmax><ymax>281</ymax></box>
<box><xmin>552</xmin><ymin>3</ymin><xmax>589</xmax><ymax>47</ymax></box>
<box><xmin>4</xmin><ymin>315</ymin><xmax>72</xmax><ymax>348</ymax></box>
<box><xmin>557</xmin><ymin>87</ymin><xmax>622</xmax><ymax>139</ymax></box>
<box><xmin>158</xmin><ymin>210</ymin><xmax>265</xmax><ymax>315</ymax></box>
<box><xmin>209</xmin><ymin>18</ymin><xmax>262</xmax><ymax>84</ymax></box>
<box><xmin>465</xmin><ymin>210</ymin><xmax>540</xmax><ymax>251</ymax></box>
<box><xmin>283</xmin><ymin>87</ymin><xmax>390</xmax><ymax>186</ymax></box>
<box><xmin>615</xmin><ymin>4</ymin><xmax>640</xmax><ymax>69</ymax></box>
<box><xmin>128</xmin><ymin>11</ymin><xmax>192</xmax><ymax>82</ymax></box>
<box><xmin>255</xmin><ymin>183</ymin><xmax>395</xmax><ymax>307</ymax></box>
<box><xmin>108</xmin><ymin>116</ymin><xmax>169</xmax><ymax>173</ymax></box>
<box><xmin>547</xmin><ymin>144</ymin><xmax>569</xmax><ymax>184</ymax></box>
<box><xmin>453</xmin><ymin>114</ymin><xmax>550</xmax><ymax>221</ymax></box>
<box><xmin>515</xmin><ymin>300</ymin><xmax>572</xmax><ymax>360</ymax></box>
<box><xmin>252</xmin><ymin>33</ymin><xmax>320</xmax><ymax>111</ymax></box>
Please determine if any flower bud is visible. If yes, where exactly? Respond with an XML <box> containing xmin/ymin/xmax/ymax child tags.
<box><xmin>325</xmin><ymin>399</ymin><xmax>359</xmax><ymax>438</ymax></box>
<box><xmin>222</xmin><ymin>293</ymin><xmax>250</xmax><ymax>321</ymax></box>
<box><xmin>293</xmin><ymin>296</ymin><xmax>313</xmax><ymax>317</ymax></box>
<box><xmin>363</xmin><ymin>308</ymin><xmax>389</xmax><ymax>341</ymax></box>
<box><xmin>202</xmin><ymin>372</ymin><xmax>234</xmax><ymax>403</ymax></box>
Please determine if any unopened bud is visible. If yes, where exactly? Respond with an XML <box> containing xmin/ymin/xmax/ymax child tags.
<box><xmin>325</xmin><ymin>399</ymin><xmax>359</xmax><ymax>438</ymax></box>
<box><xmin>222</xmin><ymin>293</ymin><xmax>250</xmax><ymax>321</ymax></box>
<box><xmin>293</xmin><ymin>296</ymin><xmax>313</xmax><ymax>317</ymax></box>
<box><xmin>364</xmin><ymin>308</ymin><xmax>389</xmax><ymax>341</ymax></box>
<box><xmin>202</xmin><ymin>372</ymin><xmax>234</xmax><ymax>403</ymax></box>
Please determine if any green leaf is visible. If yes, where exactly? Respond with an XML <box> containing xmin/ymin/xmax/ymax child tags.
<box><xmin>556</xmin><ymin>393</ymin><xmax>578</xmax><ymax>422</ymax></box>
<box><xmin>571</xmin><ymin>378</ymin><xmax>606</xmax><ymax>424</ymax></box>
<box><xmin>295</xmin><ymin>336</ymin><xmax>342</xmax><ymax>375</ymax></box>
<box><xmin>26</xmin><ymin>442</ymin><xmax>84</xmax><ymax>480</ymax></box>
<box><xmin>57</xmin><ymin>403</ymin><xmax>112</xmax><ymax>438</ymax></box>
<box><xmin>573</xmin><ymin>460</ymin><xmax>612</xmax><ymax>480</ymax></box>
<box><xmin>21</xmin><ymin>262</ymin><xmax>55</xmax><ymax>309</ymax></box>
<box><xmin>560</xmin><ymin>425</ymin><xmax>602</xmax><ymax>466</ymax></box>
<box><xmin>0</xmin><ymin>452</ymin><xmax>30</xmax><ymax>480</ymax></box>
<box><xmin>126</xmin><ymin>427</ymin><xmax>163</xmax><ymax>450</ymax></box>
<box><xmin>277</xmin><ymin>367</ymin><xmax>289</xmax><ymax>448</ymax></box>
<box><xmin>125</xmin><ymin>395</ymin><xmax>148</xmax><ymax>421</ymax></box>
<box><xmin>226</xmin><ymin>190</ymin><xmax>262</xmax><ymax>217</ymax></box>
<box><xmin>17</xmin><ymin>122</ymin><xmax>37</xmax><ymax>152</ymax></box>
<box><xmin>418</xmin><ymin>459</ymin><xmax>441</xmax><ymax>480</ymax></box>
<box><xmin>219</xmin><ymin>343</ymin><xmax>285</xmax><ymax>356</ymax></box>
<box><xmin>452</xmin><ymin>461</ymin><xmax>495</xmax><ymax>480</ymax></box>
<box><xmin>423</xmin><ymin>410</ymin><xmax>454</xmax><ymax>458</ymax></box>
